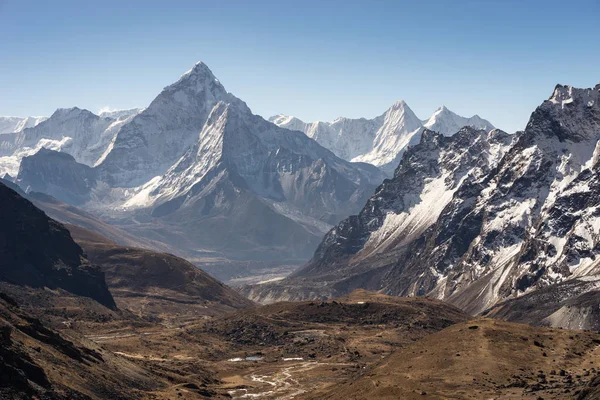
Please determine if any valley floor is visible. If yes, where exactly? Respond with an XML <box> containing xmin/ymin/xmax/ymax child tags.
<box><xmin>25</xmin><ymin>290</ymin><xmax>600</xmax><ymax>400</ymax></box>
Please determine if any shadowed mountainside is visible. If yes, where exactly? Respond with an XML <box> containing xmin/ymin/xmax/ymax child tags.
<box><xmin>0</xmin><ymin>182</ymin><xmax>115</xmax><ymax>309</ymax></box>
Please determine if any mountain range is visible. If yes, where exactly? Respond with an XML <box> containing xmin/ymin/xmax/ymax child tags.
<box><xmin>0</xmin><ymin>108</ymin><xmax>140</xmax><ymax>179</ymax></box>
<box><xmin>270</xmin><ymin>102</ymin><xmax>494</xmax><ymax>175</ymax></box>
<box><xmin>6</xmin><ymin>61</ymin><xmax>600</xmax><ymax>331</ymax></box>
<box><xmin>247</xmin><ymin>82</ymin><xmax>600</xmax><ymax>325</ymax></box>
<box><xmin>2</xmin><ymin>62</ymin><xmax>389</xmax><ymax>280</ymax></box>
<box><xmin>4</xmin><ymin>61</ymin><xmax>600</xmax><ymax>399</ymax></box>
<box><xmin>0</xmin><ymin>116</ymin><xmax>48</xmax><ymax>134</ymax></box>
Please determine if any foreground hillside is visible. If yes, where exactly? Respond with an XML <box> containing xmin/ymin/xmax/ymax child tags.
<box><xmin>0</xmin><ymin>291</ymin><xmax>217</xmax><ymax>400</ymax></box>
<box><xmin>306</xmin><ymin>318</ymin><xmax>600</xmax><ymax>399</ymax></box>
<box><xmin>0</xmin><ymin>182</ymin><xmax>238</xmax><ymax>399</ymax></box>
<box><xmin>68</xmin><ymin>223</ymin><xmax>254</xmax><ymax>323</ymax></box>
<box><xmin>90</xmin><ymin>291</ymin><xmax>600</xmax><ymax>399</ymax></box>
<box><xmin>0</xmin><ymin>182</ymin><xmax>115</xmax><ymax>309</ymax></box>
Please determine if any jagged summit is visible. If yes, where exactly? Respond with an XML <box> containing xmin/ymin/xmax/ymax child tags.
<box><xmin>423</xmin><ymin>105</ymin><xmax>495</xmax><ymax>136</ymax></box>
<box><xmin>97</xmin><ymin>62</ymin><xmax>250</xmax><ymax>187</ymax></box>
<box><xmin>547</xmin><ymin>83</ymin><xmax>599</xmax><ymax>105</ymax></box>
<box><xmin>389</xmin><ymin>99</ymin><xmax>409</xmax><ymax>109</ymax></box>
<box><xmin>173</xmin><ymin>61</ymin><xmax>227</xmax><ymax>95</ymax></box>
<box><xmin>271</xmin><ymin>101</ymin><xmax>495</xmax><ymax>174</ymax></box>
<box><xmin>528</xmin><ymin>82</ymin><xmax>600</xmax><ymax>143</ymax></box>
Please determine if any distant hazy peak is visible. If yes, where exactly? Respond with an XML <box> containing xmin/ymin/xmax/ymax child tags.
<box><xmin>423</xmin><ymin>105</ymin><xmax>495</xmax><ymax>136</ymax></box>
<box><xmin>98</xmin><ymin>108</ymin><xmax>143</xmax><ymax>120</ymax></box>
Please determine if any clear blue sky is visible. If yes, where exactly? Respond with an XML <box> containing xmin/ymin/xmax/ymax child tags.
<box><xmin>1</xmin><ymin>0</ymin><xmax>598</xmax><ymax>133</ymax></box>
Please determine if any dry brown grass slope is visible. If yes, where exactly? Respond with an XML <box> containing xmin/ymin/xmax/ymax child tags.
<box><xmin>67</xmin><ymin>224</ymin><xmax>254</xmax><ymax>324</ymax></box>
<box><xmin>307</xmin><ymin>318</ymin><xmax>600</xmax><ymax>399</ymax></box>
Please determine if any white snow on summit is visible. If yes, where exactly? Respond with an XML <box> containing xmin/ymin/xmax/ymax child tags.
<box><xmin>0</xmin><ymin>107</ymin><xmax>135</xmax><ymax>176</ymax></box>
<box><xmin>423</xmin><ymin>105</ymin><xmax>494</xmax><ymax>136</ymax></box>
<box><xmin>351</xmin><ymin>100</ymin><xmax>423</xmax><ymax>170</ymax></box>
<box><xmin>270</xmin><ymin>103</ymin><xmax>495</xmax><ymax>175</ymax></box>
<box><xmin>0</xmin><ymin>116</ymin><xmax>48</xmax><ymax>134</ymax></box>
<box><xmin>98</xmin><ymin>107</ymin><xmax>143</xmax><ymax>120</ymax></box>
<box><xmin>96</xmin><ymin>62</ymin><xmax>250</xmax><ymax>187</ymax></box>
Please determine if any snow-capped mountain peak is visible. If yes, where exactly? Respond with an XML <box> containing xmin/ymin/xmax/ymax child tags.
<box><xmin>389</xmin><ymin>99</ymin><xmax>407</xmax><ymax>108</ymax></box>
<box><xmin>423</xmin><ymin>105</ymin><xmax>495</xmax><ymax>136</ymax></box>
<box><xmin>350</xmin><ymin>100</ymin><xmax>423</xmax><ymax>172</ymax></box>
<box><xmin>0</xmin><ymin>116</ymin><xmax>48</xmax><ymax>134</ymax></box>
<box><xmin>382</xmin><ymin>100</ymin><xmax>422</xmax><ymax>130</ymax></box>
<box><xmin>97</xmin><ymin>61</ymin><xmax>250</xmax><ymax>187</ymax></box>
<box><xmin>98</xmin><ymin>107</ymin><xmax>143</xmax><ymax>120</ymax></box>
<box><xmin>176</xmin><ymin>61</ymin><xmax>224</xmax><ymax>94</ymax></box>
<box><xmin>271</xmin><ymin>101</ymin><xmax>495</xmax><ymax>175</ymax></box>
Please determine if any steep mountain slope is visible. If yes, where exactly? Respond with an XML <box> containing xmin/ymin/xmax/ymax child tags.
<box><xmin>26</xmin><ymin>190</ymin><xmax>174</xmax><ymax>253</ymax></box>
<box><xmin>245</xmin><ymin>126</ymin><xmax>513</xmax><ymax>302</ymax></box>
<box><xmin>250</xmin><ymin>83</ymin><xmax>600</xmax><ymax>316</ymax></box>
<box><xmin>0</xmin><ymin>116</ymin><xmax>47</xmax><ymax>134</ymax></box>
<box><xmin>0</xmin><ymin>175</ymin><xmax>173</xmax><ymax>253</ymax></box>
<box><xmin>97</xmin><ymin>62</ymin><xmax>249</xmax><ymax>187</ymax></box>
<box><xmin>270</xmin><ymin>103</ymin><xmax>494</xmax><ymax>175</ymax></box>
<box><xmin>483</xmin><ymin>277</ymin><xmax>600</xmax><ymax>330</ymax></box>
<box><xmin>0</xmin><ymin>182</ymin><xmax>116</xmax><ymax>309</ymax></box>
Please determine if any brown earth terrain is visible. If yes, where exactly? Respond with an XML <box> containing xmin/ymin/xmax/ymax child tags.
<box><xmin>6</xmin><ymin>279</ymin><xmax>600</xmax><ymax>399</ymax></box>
<box><xmin>306</xmin><ymin>318</ymin><xmax>600</xmax><ymax>400</ymax></box>
<box><xmin>5</xmin><ymin>182</ymin><xmax>600</xmax><ymax>399</ymax></box>
<box><xmin>67</xmin><ymin>224</ymin><xmax>254</xmax><ymax>325</ymax></box>
<box><xmin>67</xmin><ymin>290</ymin><xmax>468</xmax><ymax>399</ymax></box>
